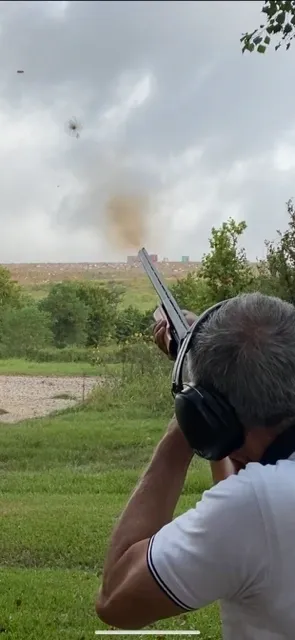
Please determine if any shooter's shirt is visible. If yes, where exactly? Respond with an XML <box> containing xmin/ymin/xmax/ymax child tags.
<box><xmin>147</xmin><ymin>453</ymin><xmax>295</xmax><ymax>640</ymax></box>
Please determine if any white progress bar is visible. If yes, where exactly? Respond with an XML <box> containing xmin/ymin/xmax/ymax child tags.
<box><xmin>95</xmin><ymin>631</ymin><xmax>201</xmax><ymax>636</ymax></box>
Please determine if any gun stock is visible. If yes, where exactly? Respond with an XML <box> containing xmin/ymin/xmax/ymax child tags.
<box><xmin>138</xmin><ymin>248</ymin><xmax>190</xmax><ymax>359</ymax></box>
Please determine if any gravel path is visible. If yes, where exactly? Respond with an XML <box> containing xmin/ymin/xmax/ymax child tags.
<box><xmin>0</xmin><ymin>375</ymin><xmax>102</xmax><ymax>423</ymax></box>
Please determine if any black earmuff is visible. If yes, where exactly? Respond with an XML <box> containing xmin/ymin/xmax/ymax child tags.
<box><xmin>174</xmin><ymin>385</ymin><xmax>244</xmax><ymax>460</ymax></box>
<box><xmin>172</xmin><ymin>301</ymin><xmax>245</xmax><ymax>461</ymax></box>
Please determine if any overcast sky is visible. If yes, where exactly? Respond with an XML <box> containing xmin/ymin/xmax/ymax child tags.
<box><xmin>1</xmin><ymin>0</ymin><xmax>295</xmax><ymax>262</ymax></box>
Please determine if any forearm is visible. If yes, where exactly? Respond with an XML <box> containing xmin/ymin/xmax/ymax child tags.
<box><xmin>101</xmin><ymin>421</ymin><xmax>193</xmax><ymax>596</ymax></box>
<box><xmin>210</xmin><ymin>458</ymin><xmax>236</xmax><ymax>484</ymax></box>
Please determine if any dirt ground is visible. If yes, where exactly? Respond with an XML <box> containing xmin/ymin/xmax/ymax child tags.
<box><xmin>0</xmin><ymin>375</ymin><xmax>101</xmax><ymax>423</ymax></box>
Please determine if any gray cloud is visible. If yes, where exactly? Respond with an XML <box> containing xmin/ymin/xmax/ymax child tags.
<box><xmin>0</xmin><ymin>0</ymin><xmax>295</xmax><ymax>262</ymax></box>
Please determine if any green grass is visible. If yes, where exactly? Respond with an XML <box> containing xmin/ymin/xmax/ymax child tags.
<box><xmin>118</xmin><ymin>275</ymin><xmax>178</xmax><ymax>310</ymax></box>
<box><xmin>23</xmin><ymin>284</ymin><xmax>51</xmax><ymax>301</ymax></box>
<box><xmin>0</xmin><ymin>359</ymin><xmax>117</xmax><ymax>377</ymax></box>
<box><xmin>0</xmin><ymin>367</ymin><xmax>221</xmax><ymax>638</ymax></box>
<box><xmin>119</xmin><ymin>276</ymin><xmax>158</xmax><ymax>310</ymax></box>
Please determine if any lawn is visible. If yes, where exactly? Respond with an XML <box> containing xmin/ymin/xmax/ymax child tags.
<box><xmin>0</xmin><ymin>366</ymin><xmax>221</xmax><ymax>639</ymax></box>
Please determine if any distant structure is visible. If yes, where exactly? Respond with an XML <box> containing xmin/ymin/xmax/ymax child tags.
<box><xmin>127</xmin><ymin>255</ymin><xmax>140</xmax><ymax>266</ymax></box>
<box><xmin>127</xmin><ymin>254</ymin><xmax>158</xmax><ymax>265</ymax></box>
<box><xmin>181</xmin><ymin>255</ymin><xmax>189</xmax><ymax>263</ymax></box>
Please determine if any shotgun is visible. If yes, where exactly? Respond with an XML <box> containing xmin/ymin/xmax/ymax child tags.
<box><xmin>138</xmin><ymin>247</ymin><xmax>190</xmax><ymax>359</ymax></box>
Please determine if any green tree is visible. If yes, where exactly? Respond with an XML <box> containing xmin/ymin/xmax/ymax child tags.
<box><xmin>74</xmin><ymin>281</ymin><xmax>122</xmax><ymax>345</ymax></box>
<box><xmin>241</xmin><ymin>1</ymin><xmax>295</xmax><ymax>54</ymax></box>
<box><xmin>170</xmin><ymin>219</ymin><xmax>254</xmax><ymax>314</ymax></box>
<box><xmin>260</xmin><ymin>199</ymin><xmax>295</xmax><ymax>302</ymax></box>
<box><xmin>0</xmin><ymin>305</ymin><xmax>53</xmax><ymax>357</ymax></box>
<box><xmin>199</xmin><ymin>219</ymin><xmax>254</xmax><ymax>302</ymax></box>
<box><xmin>40</xmin><ymin>282</ymin><xmax>88</xmax><ymax>348</ymax></box>
<box><xmin>0</xmin><ymin>266</ymin><xmax>22</xmax><ymax>309</ymax></box>
<box><xmin>171</xmin><ymin>273</ymin><xmax>213</xmax><ymax>315</ymax></box>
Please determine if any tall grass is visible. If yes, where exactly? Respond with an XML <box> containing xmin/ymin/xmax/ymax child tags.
<box><xmin>90</xmin><ymin>340</ymin><xmax>174</xmax><ymax>418</ymax></box>
<box><xmin>0</xmin><ymin>336</ymin><xmax>221</xmax><ymax>639</ymax></box>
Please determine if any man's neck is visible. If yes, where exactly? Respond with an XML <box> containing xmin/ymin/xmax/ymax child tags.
<box><xmin>260</xmin><ymin>421</ymin><xmax>295</xmax><ymax>465</ymax></box>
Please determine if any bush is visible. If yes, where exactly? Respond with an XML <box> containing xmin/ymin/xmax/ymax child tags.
<box><xmin>91</xmin><ymin>338</ymin><xmax>173</xmax><ymax>418</ymax></box>
<box><xmin>0</xmin><ymin>306</ymin><xmax>53</xmax><ymax>358</ymax></box>
<box><xmin>114</xmin><ymin>306</ymin><xmax>153</xmax><ymax>343</ymax></box>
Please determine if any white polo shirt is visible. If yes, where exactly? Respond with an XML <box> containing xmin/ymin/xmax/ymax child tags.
<box><xmin>147</xmin><ymin>454</ymin><xmax>295</xmax><ymax>639</ymax></box>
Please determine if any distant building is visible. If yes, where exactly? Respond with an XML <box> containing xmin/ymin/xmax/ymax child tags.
<box><xmin>127</xmin><ymin>254</ymin><xmax>158</xmax><ymax>265</ymax></box>
<box><xmin>181</xmin><ymin>255</ymin><xmax>189</xmax><ymax>263</ymax></box>
<box><xmin>127</xmin><ymin>256</ymin><xmax>138</xmax><ymax>265</ymax></box>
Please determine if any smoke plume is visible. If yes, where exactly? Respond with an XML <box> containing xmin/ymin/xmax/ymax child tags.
<box><xmin>104</xmin><ymin>192</ymin><xmax>148</xmax><ymax>251</ymax></box>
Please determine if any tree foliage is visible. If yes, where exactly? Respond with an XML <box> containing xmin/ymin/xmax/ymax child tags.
<box><xmin>262</xmin><ymin>199</ymin><xmax>295</xmax><ymax>302</ymax></box>
<box><xmin>171</xmin><ymin>273</ymin><xmax>213</xmax><ymax>315</ymax></box>
<box><xmin>74</xmin><ymin>281</ymin><xmax>122</xmax><ymax>346</ymax></box>
<box><xmin>171</xmin><ymin>219</ymin><xmax>254</xmax><ymax>313</ymax></box>
<box><xmin>40</xmin><ymin>280</ymin><xmax>122</xmax><ymax>348</ymax></box>
<box><xmin>0</xmin><ymin>266</ymin><xmax>22</xmax><ymax>309</ymax></box>
<box><xmin>241</xmin><ymin>1</ymin><xmax>295</xmax><ymax>54</ymax></box>
<box><xmin>199</xmin><ymin>219</ymin><xmax>254</xmax><ymax>301</ymax></box>
<box><xmin>114</xmin><ymin>306</ymin><xmax>153</xmax><ymax>343</ymax></box>
<box><xmin>0</xmin><ymin>305</ymin><xmax>52</xmax><ymax>357</ymax></box>
<box><xmin>40</xmin><ymin>282</ymin><xmax>88</xmax><ymax>348</ymax></box>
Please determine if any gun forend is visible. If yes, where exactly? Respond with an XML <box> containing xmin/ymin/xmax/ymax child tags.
<box><xmin>138</xmin><ymin>247</ymin><xmax>190</xmax><ymax>343</ymax></box>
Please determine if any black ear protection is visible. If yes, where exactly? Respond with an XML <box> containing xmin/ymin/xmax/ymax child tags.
<box><xmin>172</xmin><ymin>301</ymin><xmax>245</xmax><ymax>461</ymax></box>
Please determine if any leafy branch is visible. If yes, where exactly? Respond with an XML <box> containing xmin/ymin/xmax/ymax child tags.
<box><xmin>241</xmin><ymin>1</ymin><xmax>295</xmax><ymax>53</ymax></box>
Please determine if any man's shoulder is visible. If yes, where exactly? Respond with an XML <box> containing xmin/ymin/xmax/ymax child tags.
<box><xmin>195</xmin><ymin>464</ymin><xmax>270</xmax><ymax>539</ymax></box>
<box><xmin>201</xmin><ymin>466</ymin><xmax>259</xmax><ymax>510</ymax></box>
<box><xmin>200</xmin><ymin>460</ymin><xmax>293</xmax><ymax>525</ymax></box>
<box><xmin>204</xmin><ymin>459</ymin><xmax>290</xmax><ymax>497</ymax></box>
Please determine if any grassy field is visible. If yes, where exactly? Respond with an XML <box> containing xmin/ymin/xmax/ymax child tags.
<box><xmin>0</xmin><ymin>358</ymin><xmax>117</xmax><ymax>377</ymax></box>
<box><xmin>118</xmin><ymin>275</ymin><xmax>178</xmax><ymax>310</ymax></box>
<box><xmin>24</xmin><ymin>276</ymin><xmax>168</xmax><ymax>311</ymax></box>
<box><xmin>0</xmin><ymin>358</ymin><xmax>221</xmax><ymax>639</ymax></box>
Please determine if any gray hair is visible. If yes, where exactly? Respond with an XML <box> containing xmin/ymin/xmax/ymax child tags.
<box><xmin>188</xmin><ymin>293</ymin><xmax>295</xmax><ymax>428</ymax></box>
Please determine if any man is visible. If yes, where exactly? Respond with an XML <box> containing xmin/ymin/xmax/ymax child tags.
<box><xmin>96</xmin><ymin>292</ymin><xmax>295</xmax><ymax>639</ymax></box>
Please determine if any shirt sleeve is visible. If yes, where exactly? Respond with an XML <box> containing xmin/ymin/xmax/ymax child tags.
<box><xmin>147</xmin><ymin>469</ymin><xmax>267</xmax><ymax>611</ymax></box>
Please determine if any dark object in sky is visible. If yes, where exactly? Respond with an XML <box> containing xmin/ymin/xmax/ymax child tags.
<box><xmin>66</xmin><ymin>117</ymin><xmax>82</xmax><ymax>139</ymax></box>
<box><xmin>17</xmin><ymin>70</ymin><xmax>24</xmax><ymax>74</ymax></box>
